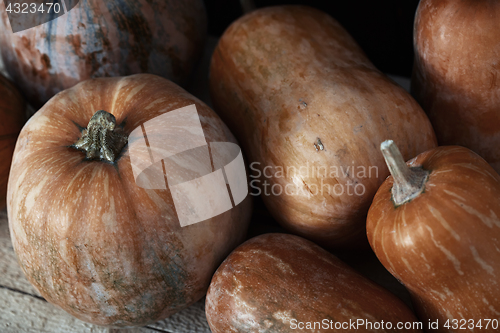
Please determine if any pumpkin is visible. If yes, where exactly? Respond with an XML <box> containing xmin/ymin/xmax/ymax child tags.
<box><xmin>0</xmin><ymin>0</ymin><xmax>207</xmax><ymax>108</ymax></box>
<box><xmin>367</xmin><ymin>140</ymin><xmax>500</xmax><ymax>332</ymax></box>
<box><xmin>206</xmin><ymin>233</ymin><xmax>422</xmax><ymax>333</ymax></box>
<box><xmin>0</xmin><ymin>73</ymin><xmax>25</xmax><ymax>209</ymax></box>
<box><xmin>411</xmin><ymin>0</ymin><xmax>500</xmax><ymax>173</ymax></box>
<box><xmin>7</xmin><ymin>74</ymin><xmax>252</xmax><ymax>327</ymax></box>
<box><xmin>209</xmin><ymin>5</ymin><xmax>437</xmax><ymax>249</ymax></box>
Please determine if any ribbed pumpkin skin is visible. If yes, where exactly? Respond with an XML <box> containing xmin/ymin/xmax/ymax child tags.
<box><xmin>209</xmin><ymin>5</ymin><xmax>436</xmax><ymax>249</ymax></box>
<box><xmin>0</xmin><ymin>73</ymin><xmax>25</xmax><ymax>209</ymax></box>
<box><xmin>206</xmin><ymin>233</ymin><xmax>422</xmax><ymax>333</ymax></box>
<box><xmin>0</xmin><ymin>0</ymin><xmax>207</xmax><ymax>107</ymax></box>
<box><xmin>412</xmin><ymin>0</ymin><xmax>500</xmax><ymax>173</ymax></box>
<box><xmin>367</xmin><ymin>146</ymin><xmax>500</xmax><ymax>332</ymax></box>
<box><xmin>7</xmin><ymin>74</ymin><xmax>252</xmax><ymax>327</ymax></box>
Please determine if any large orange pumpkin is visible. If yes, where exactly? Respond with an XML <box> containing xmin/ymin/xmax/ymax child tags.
<box><xmin>0</xmin><ymin>73</ymin><xmax>25</xmax><ymax>209</ymax></box>
<box><xmin>7</xmin><ymin>74</ymin><xmax>252</xmax><ymax>326</ymax></box>
<box><xmin>367</xmin><ymin>141</ymin><xmax>500</xmax><ymax>332</ymax></box>
<box><xmin>0</xmin><ymin>0</ymin><xmax>207</xmax><ymax>107</ymax></box>
<box><xmin>209</xmin><ymin>5</ymin><xmax>436</xmax><ymax>248</ymax></box>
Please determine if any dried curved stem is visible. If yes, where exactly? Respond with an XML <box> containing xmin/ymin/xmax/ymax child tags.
<box><xmin>380</xmin><ymin>140</ymin><xmax>430</xmax><ymax>206</ymax></box>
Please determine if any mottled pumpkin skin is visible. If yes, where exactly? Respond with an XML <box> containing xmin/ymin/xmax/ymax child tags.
<box><xmin>0</xmin><ymin>0</ymin><xmax>207</xmax><ymax>107</ymax></box>
<box><xmin>367</xmin><ymin>146</ymin><xmax>500</xmax><ymax>332</ymax></box>
<box><xmin>206</xmin><ymin>233</ymin><xmax>422</xmax><ymax>333</ymax></box>
<box><xmin>0</xmin><ymin>74</ymin><xmax>25</xmax><ymax>209</ymax></box>
<box><xmin>7</xmin><ymin>74</ymin><xmax>252</xmax><ymax>327</ymax></box>
<box><xmin>209</xmin><ymin>5</ymin><xmax>436</xmax><ymax>249</ymax></box>
<box><xmin>412</xmin><ymin>0</ymin><xmax>500</xmax><ymax>173</ymax></box>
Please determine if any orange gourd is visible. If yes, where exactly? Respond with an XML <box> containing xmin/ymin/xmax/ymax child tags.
<box><xmin>367</xmin><ymin>141</ymin><xmax>500</xmax><ymax>332</ymax></box>
<box><xmin>7</xmin><ymin>74</ymin><xmax>251</xmax><ymax>326</ymax></box>
<box><xmin>206</xmin><ymin>233</ymin><xmax>422</xmax><ymax>333</ymax></box>
<box><xmin>412</xmin><ymin>0</ymin><xmax>500</xmax><ymax>173</ymax></box>
<box><xmin>209</xmin><ymin>5</ymin><xmax>436</xmax><ymax>248</ymax></box>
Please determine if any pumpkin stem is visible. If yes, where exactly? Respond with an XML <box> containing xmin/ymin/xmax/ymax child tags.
<box><xmin>73</xmin><ymin>110</ymin><xmax>128</xmax><ymax>163</ymax></box>
<box><xmin>380</xmin><ymin>140</ymin><xmax>429</xmax><ymax>207</ymax></box>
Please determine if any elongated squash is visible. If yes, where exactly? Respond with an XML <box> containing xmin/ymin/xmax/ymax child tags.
<box><xmin>206</xmin><ymin>233</ymin><xmax>422</xmax><ymax>333</ymax></box>
<box><xmin>209</xmin><ymin>5</ymin><xmax>436</xmax><ymax>248</ymax></box>
<box><xmin>412</xmin><ymin>0</ymin><xmax>500</xmax><ymax>173</ymax></box>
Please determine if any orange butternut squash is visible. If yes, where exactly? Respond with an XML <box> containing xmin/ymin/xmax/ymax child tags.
<box><xmin>209</xmin><ymin>5</ymin><xmax>436</xmax><ymax>248</ymax></box>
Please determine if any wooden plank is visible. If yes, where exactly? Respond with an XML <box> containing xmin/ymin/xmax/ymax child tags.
<box><xmin>0</xmin><ymin>287</ymin><xmax>108</xmax><ymax>333</ymax></box>
<box><xmin>147</xmin><ymin>300</ymin><xmax>210</xmax><ymax>333</ymax></box>
<box><xmin>0</xmin><ymin>209</ymin><xmax>42</xmax><ymax>297</ymax></box>
<box><xmin>0</xmin><ymin>286</ymin><xmax>162</xmax><ymax>333</ymax></box>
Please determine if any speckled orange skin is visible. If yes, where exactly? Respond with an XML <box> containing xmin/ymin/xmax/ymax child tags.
<box><xmin>206</xmin><ymin>233</ymin><xmax>422</xmax><ymax>333</ymax></box>
<box><xmin>7</xmin><ymin>74</ymin><xmax>252</xmax><ymax>327</ymax></box>
<box><xmin>209</xmin><ymin>6</ymin><xmax>436</xmax><ymax>249</ymax></box>
<box><xmin>367</xmin><ymin>146</ymin><xmax>500</xmax><ymax>332</ymax></box>
<box><xmin>0</xmin><ymin>73</ymin><xmax>25</xmax><ymax>209</ymax></box>
<box><xmin>0</xmin><ymin>0</ymin><xmax>207</xmax><ymax>108</ymax></box>
<box><xmin>412</xmin><ymin>0</ymin><xmax>500</xmax><ymax>174</ymax></box>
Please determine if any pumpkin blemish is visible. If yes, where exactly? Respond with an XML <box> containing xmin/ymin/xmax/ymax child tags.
<box><xmin>313</xmin><ymin>138</ymin><xmax>324</xmax><ymax>151</ymax></box>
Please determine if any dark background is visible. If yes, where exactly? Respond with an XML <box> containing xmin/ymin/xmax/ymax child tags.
<box><xmin>202</xmin><ymin>0</ymin><xmax>421</xmax><ymax>77</ymax></box>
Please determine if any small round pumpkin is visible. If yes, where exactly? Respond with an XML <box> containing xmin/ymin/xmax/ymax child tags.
<box><xmin>7</xmin><ymin>74</ymin><xmax>252</xmax><ymax>327</ymax></box>
<box><xmin>0</xmin><ymin>73</ymin><xmax>25</xmax><ymax>209</ymax></box>
<box><xmin>0</xmin><ymin>0</ymin><xmax>207</xmax><ymax>107</ymax></box>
